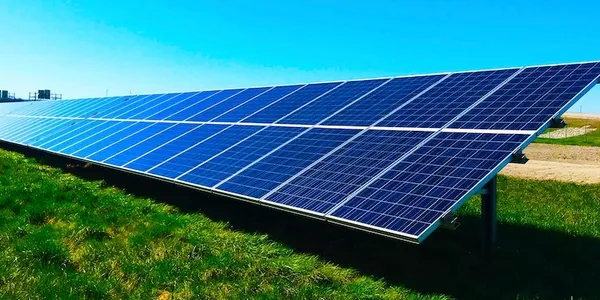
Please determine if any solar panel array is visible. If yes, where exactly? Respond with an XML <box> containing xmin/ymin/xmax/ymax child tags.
<box><xmin>0</xmin><ymin>61</ymin><xmax>598</xmax><ymax>243</ymax></box>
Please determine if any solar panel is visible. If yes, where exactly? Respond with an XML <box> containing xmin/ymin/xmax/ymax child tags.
<box><xmin>278</xmin><ymin>79</ymin><xmax>388</xmax><ymax>125</ymax></box>
<box><xmin>145</xmin><ymin>91</ymin><xmax>219</xmax><ymax>120</ymax></box>
<box><xmin>102</xmin><ymin>123</ymin><xmax>198</xmax><ymax>166</ymax></box>
<box><xmin>322</xmin><ymin>75</ymin><xmax>446</xmax><ymax>126</ymax></box>
<box><xmin>214</xmin><ymin>85</ymin><xmax>304</xmax><ymax>122</ymax></box>
<box><xmin>167</xmin><ymin>89</ymin><xmax>244</xmax><ymax>121</ymax></box>
<box><xmin>87</xmin><ymin>122</ymin><xmax>174</xmax><ymax>161</ymax></box>
<box><xmin>263</xmin><ymin>130</ymin><xmax>432</xmax><ymax>214</ymax></box>
<box><xmin>376</xmin><ymin>69</ymin><xmax>519</xmax><ymax>128</ymax></box>
<box><xmin>242</xmin><ymin>82</ymin><xmax>341</xmax><ymax>123</ymax></box>
<box><xmin>0</xmin><ymin>61</ymin><xmax>598</xmax><ymax>244</ymax></box>
<box><xmin>178</xmin><ymin>126</ymin><xmax>306</xmax><ymax>187</ymax></box>
<box><xmin>217</xmin><ymin>128</ymin><xmax>361</xmax><ymax>199</ymax></box>
<box><xmin>327</xmin><ymin>132</ymin><xmax>529</xmax><ymax>240</ymax></box>
<box><xmin>147</xmin><ymin>125</ymin><xmax>262</xmax><ymax>178</ymax></box>
<box><xmin>451</xmin><ymin>63</ymin><xmax>600</xmax><ymax>130</ymax></box>
<box><xmin>124</xmin><ymin>124</ymin><xmax>228</xmax><ymax>172</ymax></box>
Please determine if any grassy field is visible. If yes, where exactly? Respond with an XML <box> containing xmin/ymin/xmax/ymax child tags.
<box><xmin>535</xmin><ymin>116</ymin><xmax>600</xmax><ymax>146</ymax></box>
<box><xmin>1</xmin><ymin>148</ymin><xmax>600</xmax><ymax>299</ymax></box>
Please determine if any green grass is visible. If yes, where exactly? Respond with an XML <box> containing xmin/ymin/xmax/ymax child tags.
<box><xmin>535</xmin><ymin>117</ymin><xmax>600</xmax><ymax>146</ymax></box>
<box><xmin>1</xmin><ymin>149</ymin><xmax>600</xmax><ymax>299</ymax></box>
<box><xmin>0</xmin><ymin>149</ymin><xmax>442</xmax><ymax>299</ymax></box>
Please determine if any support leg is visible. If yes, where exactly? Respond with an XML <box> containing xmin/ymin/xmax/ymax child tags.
<box><xmin>481</xmin><ymin>176</ymin><xmax>497</xmax><ymax>258</ymax></box>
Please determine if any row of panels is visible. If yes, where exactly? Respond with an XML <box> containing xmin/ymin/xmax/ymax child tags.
<box><xmin>0</xmin><ymin>115</ymin><xmax>528</xmax><ymax>240</ymax></box>
<box><xmin>2</xmin><ymin>62</ymin><xmax>600</xmax><ymax>131</ymax></box>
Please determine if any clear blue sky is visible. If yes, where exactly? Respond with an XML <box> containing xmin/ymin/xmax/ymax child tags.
<box><xmin>1</xmin><ymin>0</ymin><xmax>599</xmax><ymax>112</ymax></box>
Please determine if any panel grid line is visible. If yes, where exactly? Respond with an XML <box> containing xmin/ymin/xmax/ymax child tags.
<box><xmin>260</xmin><ymin>75</ymin><xmax>450</xmax><ymax>202</ymax></box>
<box><xmin>324</xmin><ymin>67</ymin><xmax>525</xmax><ymax>217</ymax></box>
<box><xmin>97</xmin><ymin>86</ymin><xmax>307</xmax><ymax>164</ymax></box>
<box><xmin>212</xmin><ymin>81</ymin><xmax>348</xmax><ymax>188</ymax></box>
<box><xmin>143</xmin><ymin>83</ymin><xmax>345</xmax><ymax>177</ymax></box>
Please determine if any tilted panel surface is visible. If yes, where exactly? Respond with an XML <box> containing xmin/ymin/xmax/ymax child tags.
<box><xmin>265</xmin><ymin>130</ymin><xmax>432</xmax><ymax>214</ymax></box>
<box><xmin>242</xmin><ymin>82</ymin><xmax>341</xmax><ymax>124</ymax></box>
<box><xmin>279</xmin><ymin>79</ymin><xmax>386</xmax><ymax>125</ymax></box>
<box><xmin>166</xmin><ymin>89</ymin><xmax>243</xmax><ymax>121</ymax></box>
<box><xmin>376</xmin><ymin>69</ymin><xmax>519</xmax><ymax>128</ymax></box>
<box><xmin>148</xmin><ymin>125</ymin><xmax>263</xmax><ymax>178</ymax></box>
<box><xmin>187</xmin><ymin>87</ymin><xmax>271</xmax><ymax>122</ymax></box>
<box><xmin>328</xmin><ymin>132</ymin><xmax>528</xmax><ymax>240</ymax></box>
<box><xmin>323</xmin><ymin>75</ymin><xmax>446</xmax><ymax>126</ymax></box>
<box><xmin>146</xmin><ymin>91</ymin><xmax>219</xmax><ymax>120</ymax></box>
<box><xmin>123</xmin><ymin>124</ymin><xmax>228</xmax><ymax>172</ymax></box>
<box><xmin>451</xmin><ymin>62</ymin><xmax>600</xmax><ymax>130</ymax></box>
<box><xmin>215</xmin><ymin>85</ymin><xmax>304</xmax><ymax>122</ymax></box>
<box><xmin>216</xmin><ymin>128</ymin><xmax>360</xmax><ymax>199</ymax></box>
<box><xmin>178</xmin><ymin>126</ymin><xmax>305</xmax><ymax>187</ymax></box>
<box><xmin>87</xmin><ymin>122</ymin><xmax>174</xmax><ymax>161</ymax></box>
<box><xmin>104</xmin><ymin>123</ymin><xmax>199</xmax><ymax>166</ymax></box>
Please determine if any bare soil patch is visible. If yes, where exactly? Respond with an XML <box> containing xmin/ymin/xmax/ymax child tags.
<box><xmin>501</xmin><ymin>143</ymin><xmax>600</xmax><ymax>184</ymax></box>
<box><xmin>563</xmin><ymin>112</ymin><xmax>600</xmax><ymax>120</ymax></box>
<box><xmin>538</xmin><ymin>126</ymin><xmax>596</xmax><ymax>139</ymax></box>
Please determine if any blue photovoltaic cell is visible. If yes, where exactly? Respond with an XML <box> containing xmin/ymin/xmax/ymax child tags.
<box><xmin>78</xmin><ymin>97</ymin><xmax>126</xmax><ymax>118</ymax></box>
<box><xmin>266</xmin><ymin>130</ymin><xmax>432</xmax><ymax>214</ymax></box>
<box><xmin>87</xmin><ymin>122</ymin><xmax>174</xmax><ymax>162</ymax></box>
<box><xmin>146</xmin><ymin>91</ymin><xmax>219</xmax><ymax>120</ymax></box>
<box><xmin>0</xmin><ymin>117</ymin><xmax>23</xmax><ymax>138</ymax></box>
<box><xmin>179</xmin><ymin>126</ymin><xmax>305</xmax><ymax>187</ymax></box>
<box><xmin>451</xmin><ymin>62</ymin><xmax>600</xmax><ymax>130</ymax></box>
<box><xmin>116</xmin><ymin>93</ymin><xmax>182</xmax><ymax>119</ymax></box>
<box><xmin>0</xmin><ymin>118</ymin><xmax>33</xmax><ymax>143</ymax></box>
<box><xmin>323</xmin><ymin>75</ymin><xmax>445</xmax><ymax>126</ymax></box>
<box><xmin>329</xmin><ymin>132</ymin><xmax>528</xmax><ymax>238</ymax></box>
<box><xmin>130</xmin><ymin>92</ymin><xmax>199</xmax><ymax>120</ymax></box>
<box><xmin>217</xmin><ymin>128</ymin><xmax>360</xmax><ymax>199</ymax></box>
<box><xmin>57</xmin><ymin>98</ymin><xmax>101</xmax><ymax>117</ymax></box>
<box><xmin>243</xmin><ymin>82</ymin><xmax>341</xmax><ymax>124</ymax></box>
<box><xmin>22</xmin><ymin>119</ymin><xmax>73</xmax><ymax>145</ymax></box>
<box><xmin>30</xmin><ymin>120</ymin><xmax>85</xmax><ymax>147</ymax></box>
<box><xmin>44</xmin><ymin>120</ymin><xmax>108</xmax><ymax>151</ymax></box>
<box><xmin>214</xmin><ymin>85</ymin><xmax>303</xmax><ymax>122</ymax></box>
<box><xmin>104</xmin><ymin>123</ymin><xmax>196</xmax><ymax>166</ymax></box>
<box><xmin>0</xmin><ymin>102</ymin><xmax>33</xmax><ymax>115</ymax></box>
<box><xmin>187</xmin><ymin>87</ymin><xmax>270</xmax><ymax>121</ymax></box>
<box><xmin>377</xmin><ymin>69</ymin><xmax>519</xmax><ymax>128</ymax></box>
<box><xmin>71</xmin><ymin>122</ymin><xmax>152</xmax><ymax>158</ymax></box>
<box><xmin>33</xmin><ymin>100</ymin><xmax>81</xmax><ymax>117</ymax></box>
<box><xmin>278</xmin><ymin>79</ymin><xmax>386</xmax><ymax>125</ymax></box>
<box><xmin>39</xmin><ymin>98</ymin><xmax>108</xmax><ymax>118</ymax></box>
<box><xmin>123</xmin><ymin>124</ymin><xmax>227</xmax><ymax>172</ymax></box>
<box><xmin>112</xmin><ymin>94</ymin><xmax>175</xmax><ymax>119</ymax></box>
<box><xmin>94</xmin><ymin>94</ymin><xmax>157</xmax><ymax>118</ymax></box>
<box><xmin>127</xmin><ymin>93</ymin><xmax>196</xmax><ymax>119</ymax></box>
<box><xmin>149</xmin><ymin>125</ymin><xmax>262</xmax><ymax>179</ymax></box>
<box><xmin>166</xmin><ymin>89</ymin><xmax>243</xmax><ymax>121</ymax></box>
<box><xmin>58</xmin><ymin>121</ymin><xmax>134</xmax><ymax>155</ymax></box>
<box><xmin>7</xmin><ymin>118</ymin><xmax>53</xmax><ymax>143</ymax></box>
<box><xmin>7</xmin><ymin>100</ymin><xmax>56</xmax><ymax>116</ymax></box>
<box><xmin>0</xmin><ymin>117</ymin><xmax>43</xmax><ymax>142</ymax></box>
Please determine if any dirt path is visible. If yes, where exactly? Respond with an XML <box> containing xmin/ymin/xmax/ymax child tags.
<box><xmin>500</xmin><ymin>160</ymin><xmax>600</xmax><ymax>184</ymax></box>
<box><xmin>522</xmin><ymin>143</ymin><xmax>600</xmax><ymax>165</ymax></box>
<box><xmin>563</xmin><ymin>112</ymin><xmax>600</xmax><ymax>120</ymax></box>
<box><xmin>500</xmin><ymin>143</ymin><xmax>600</xmax><ymax>184</ymax></box>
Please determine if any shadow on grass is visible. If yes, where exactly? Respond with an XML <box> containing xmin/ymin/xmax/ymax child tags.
<box><xmin>3</xmin><ymin>142</ymin><xmax>599</xmax><ymax>300</ymax></box>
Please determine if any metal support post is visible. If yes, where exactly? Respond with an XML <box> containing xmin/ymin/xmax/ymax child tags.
<box><xmin>481</xmin><ymin>176</ymin><xmax>497</xmax><ymax>258</ymax></box>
